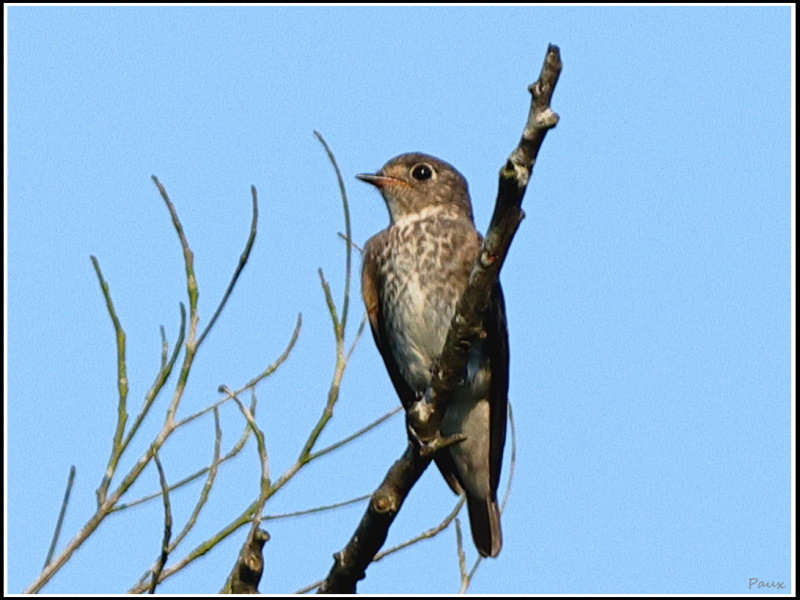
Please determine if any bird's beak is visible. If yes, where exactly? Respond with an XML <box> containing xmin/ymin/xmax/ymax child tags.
<box><xmin>356</xmin><ymin>173</ymin><xmax>407</xmax><ymax>190</ymax></box>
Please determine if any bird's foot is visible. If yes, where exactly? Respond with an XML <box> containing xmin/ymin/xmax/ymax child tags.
<box><xmin>405</xmin><ymin>401</ymin><xmax>466</xmax><ymax>457</ymax></box>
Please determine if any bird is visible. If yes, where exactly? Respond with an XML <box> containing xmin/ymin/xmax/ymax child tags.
<box><xmin>357</xmin><ymin>152</ymin><xmax>509</xmax><ymax>558</ymax></box>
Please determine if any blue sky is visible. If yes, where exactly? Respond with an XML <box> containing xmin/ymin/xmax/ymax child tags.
<box><xmin>5</xmin><ymin>5</ymin><xmax>793</xmax><ymax>595</ymax></box>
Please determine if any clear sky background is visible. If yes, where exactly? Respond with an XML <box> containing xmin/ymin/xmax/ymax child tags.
<box><xmin>5</xmin><ymin>5</ymin><xmax>794</xmax><ymax>596</ymax></box>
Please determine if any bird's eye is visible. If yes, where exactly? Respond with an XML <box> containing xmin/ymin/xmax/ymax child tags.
<box><xmin>411</xmin><ymin>164</ymin><xmax>433</xmax><ymax>181</ymax></box>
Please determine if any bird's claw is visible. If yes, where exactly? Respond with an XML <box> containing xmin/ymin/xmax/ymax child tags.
<box><xmin>405</xmin><ymin>412</ymin><xmax>466</xmax><ymax>457</ymax></box>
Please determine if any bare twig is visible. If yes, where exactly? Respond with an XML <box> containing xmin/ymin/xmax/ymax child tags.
<box><xmin>346</xmin><ymin>314</ymin><xmax>368</xmax><ymax>361</ymax></box>
<box><xmin>315</xmin><ymin>131</ymin><xmax>353</xmax><ymax>336</ymax></box>
<box><xmin>25</xmin><ymin>179</ymin><xmax>261</xmax><ymax>594</ymax></box>
<box><xmin>160</xmin><ymin>326</ymin><xmax>168</xmax><ymax>369</ymax></box>
<box><xmin>44</xmin><ymin>466</ymin><xmax>76</xmax><ymax>569</ymax></box>
<box><xmin>237</xmin><ymin>313</ymin><xmax>303</xmax><ymax>393</ymax></box>
<box><xmin>266</xmin><ymin>494</ymin><xmax>372</xmax><ymax>522</ymax></box>
<box><xmin>151</xmin><ymin>176</ymin><xmax>200</xmax><ymax>426</ymax></box>
<box><xmin>500</xmin><ymin>402</ymin><xmax>517</xmax><ymax>512</ymax></box>
<box><xmin>455</xmin><ymin>518</ymin><xmax>469</xmax><ymax>593</ymax></box>
<box><xmin>197</xmin><ymin>185</ymin><xmax>259</xmax><ymax>348</ymax></box>
<box><xmin>297</xmin><ymin>133</ymin><xmax>363</xmax><ymax>462</ymax></box>
<box><xmin>28</xmin><ymin>112</ymin><xmax>422</xmax><ymax>595</ymax></box>
<box><xmin>317</xmin><ymin>268</ymin><xmax>340</xmax><ymax>334</ymax></box>
<box><xmin>129</xmin><ymin>498</ymin><xmax>259</xmax><ymax>593</ymax></box>
<box><xmin>149</xmin><ymin>452</ymin><xmax>172</xmax><ymax>594</ymax></box>
<box><xmin>337</xmin><ymin>231</ymin><xmax>363</xmax><ymax>254</ymax></box>
<box><xmin>112</xmin><ymin>407</ymin><xmax>245</xmax><ymax>513</ymax></box>
<box><xmin>123</xmin><ymin>304</ymin><xmax>186</xmax><ymax>454</ymax></box>
<box><xmin>374</xmin><ymin>496</ymin><xmax>466</xmax><ymax>562</ymax></box>
<box><xmin>168</xmin><ymin>407</ymin><xmax>222</xmax><ymax>550</ymax></box>
<box><xmin>308</xmin><ymin>406</ymin><xmax>402</xmax><ymax>461</ymax></box>
<box><xmin>91</xmin><ymin>256</ymin><xmax>129</xmax><ymax>508</ymax></box>
<box><xmin>132</xmin><ymin>394</ymin><xmax>254</xmax><ymax>592</ymax></box>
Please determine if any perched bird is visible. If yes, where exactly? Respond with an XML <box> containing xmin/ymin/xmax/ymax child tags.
<box><xmin>358</xmin><ymin>153</ymin><xmax>509</xmax><ymax>558</ymax></box>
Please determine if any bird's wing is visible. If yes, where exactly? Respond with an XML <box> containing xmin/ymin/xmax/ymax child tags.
<box><xmin>487</xmin><ymin>283</ymin><xmax>510</xmax><ymax>494</ymax></box>
<box><xmin>362</xmin><ymin>233</ymin><xmax>417</xmax><ymax>409</ymax></box>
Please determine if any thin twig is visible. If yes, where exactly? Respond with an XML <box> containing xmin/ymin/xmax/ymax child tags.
<box><xmin>346</xmin><ymin>314</ymin><xmax>368</xmax><ymax>362</ymax></box>
<box><xmin>297</xmin><ymin>272</ymin><xmax>344</xmax><ymax>461</ymax></box>
<box><xmin>129</xmin><ymin>499</ymin><xmax>259</xmax><ymax>593</ymax></box>
<box><xmin>44</xmin><ymin>466</ymin><xmax>76</xmax><ymax>569</ymax></box>
<box><xmin>374</xmin><ymin>496</ymin><xmax>466</xmax><ymax>562</ymax></box>
<box><xmin>237</xmin><ymin>313</ymin><xmax>303</xmax><ymax>393</ymax></box>
<box><xmin>159</xmin><ymin>326</ymin><xmax>168</xmax><ymax>370</ymax></box>
<box><xmin>168</xmin><ymin>407</ymin><xmax>222</xmax><ymax>550</ymax></box>
<box><xmin>151</xmin><ymin>176</ymin><xmax>200</xmax><ymax>427</ymax></box>
<box><xmin>27</xmin><ymin>181</ymin><xmax>267</xmax><ymax>594</ymax></box>
<box><xmin>122</xmin><ymin>303</ymin><xmax>186</xmax><ymax>453</ymax></box>
<box><xmin>26</xmin><ymin>181</ymin><xmax>202</xmax><ymax>595</ymax></box>
<box><xmin>151</xmin><ymin>176</ymin><xmax>198</xmax><ymax>321</ymax></box>
<box><xmin>317</xmin><ymin>268</ymin><xmax>340</xmax><ymax>335</ymax></box>
<box><xmin>337</xmin><ymin>231</ymin><xmax>363</xmax><ymax>254</ymax></box>
<box><xmin>91</xmin><ymin>256</ymin><xmax>129</xmax><ymax>508</ymax></box>
<box><xmin>264</xmin><ymin>494</ymin><xmax>372</xmax><ymax>521</ymax></box>
<box><xmin>308</xmin><ymin>406</ymin><xmax>402</xmax><ymax>461</ymax></box>
<box><xmin>197</xmin><ymin>185</ymin><xmax>259</xmax><ymax>348</ymax></box>
<box><xmin>149</xmin><ymin>452</ymin><xmax>172</xmax><ymax>594</ymax></box>
<box><xmin>500</xmin><ymin>402</ymin><xmax>517</xmax><ymax>512</ymax></box>
<box><xmin>297</xmin><ymin>137</ymin><xmax>363</xmax><ymax>469</ymax></box>
<box><xmin>455</xmin><ymin>518</ymin><xmax>469</xmax><ymax>593</ymax></box>
<box><xmin>226</xmin><ymin>388</ymin><xmax>270</xmax><ymax>497</ymax></box>
<box><xmin>112</xmin><ymin>409</ymin><xmax>246</xmax><ymax>513</ymax></box>
<box><xmin>314</xmin><ymin>131</ymin><xmax>353</xmax><ymax>336</ymax></box>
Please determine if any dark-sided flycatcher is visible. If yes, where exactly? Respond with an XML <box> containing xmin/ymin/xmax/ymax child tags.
<box><xmin>358</xmin><ymin>153</ymin><xmax>509</xmax><ymax>558</ymax></box>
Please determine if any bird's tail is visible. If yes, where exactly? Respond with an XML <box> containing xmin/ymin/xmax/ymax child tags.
<box><xmin>467</xmin><ymin>493</ymin><xmax>502</xmax><ymax>558</ymax></box>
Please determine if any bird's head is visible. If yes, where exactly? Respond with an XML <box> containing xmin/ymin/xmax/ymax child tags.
<box><xmin>357</xmin><ymin>153</ymin><xmax>473</xmax><ymax>224</ymax></box>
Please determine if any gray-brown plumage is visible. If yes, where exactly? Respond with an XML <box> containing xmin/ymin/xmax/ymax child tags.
<box><xmin>358</xmin><ymin>153</ymin><xmax>509</xmax><ymax>558</ymax></box>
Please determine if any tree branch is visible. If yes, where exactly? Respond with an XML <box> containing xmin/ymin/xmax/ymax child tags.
<box><xmin>317</xmin><ymin>444</ymin><xmax>432</xmax><ymax>594</ymax></box>
<box><xmin>420</xmin><ymin>43</ymin><xmax>562</xmax><ymax>434</ymax></box>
